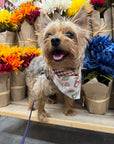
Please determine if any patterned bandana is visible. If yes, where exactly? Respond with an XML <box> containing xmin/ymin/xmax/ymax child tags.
<box><xmin>49</xmin><ymin>68</ymin><xmax>81</xmax><ymax>100</ymax></box>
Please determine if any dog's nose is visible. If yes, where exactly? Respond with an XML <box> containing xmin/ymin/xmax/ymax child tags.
<box><xmin>51</xmin><ymin>37</ymin><xmax>61</xmax><ymax>47</ymax></box>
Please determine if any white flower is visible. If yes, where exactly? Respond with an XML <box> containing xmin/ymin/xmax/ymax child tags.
<box><xmin>14</xmin><ymin>0</ymin><xmax>32</xmax><ymax>8</ymax></box>
<box><xmin>34</xmin><ymin>0</ymin><xmax>72</xmax><ymax>15</ymax></box>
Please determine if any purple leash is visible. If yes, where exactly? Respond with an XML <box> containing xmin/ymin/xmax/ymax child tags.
<box><xmin>21</xmin><ymin>101</ymin><xmax>34</xmax><ymax>144</ymax></box>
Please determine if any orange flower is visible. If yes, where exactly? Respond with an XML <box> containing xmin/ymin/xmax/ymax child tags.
<box><xmin>11</xmin><ymin>2</ymin><xmax>36</xmax><ymax>26</ymax></box>
<box><xmin>20</xmin><ymin>2</ymin><xmax>36</xmax><ymax>16</ymax></box>
<box><xmin>2</xmin><ymin>54</ymin><xmax>24</xmax><ymax>73</ymax></box>
<box><xmin>11</xmin><ymin>9</ymin><xmax>24</xmax><ymax>25</ymax></box>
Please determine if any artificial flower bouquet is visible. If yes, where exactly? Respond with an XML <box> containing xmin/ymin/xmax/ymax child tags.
<box><xmin>0</xmin><ymin>44</ymin><xmax>41</xmax><ymax>74</ymax></box>
<box><xmin>90</xmin><ymin>0</ymin><xmax>107</xmax><ymax>15</ymax></box>
<box><xmin>35</xmin><ymin>0</ymin><xmax>72</xmax><ymax>17</ymax></box>
<box><xmin>82</xmin><ymin>34</ymin><xmax>114</xmax><ymax>114</ymax></box>
<box><xmin>11</xmin><ymin>2</ymin><xmax>40</xmax><ymax>47</ymax></box>
<box><xmin>10</xmin><ymin>45</ymin><xmax>41</xmax><ymax>101</ymax></box>
<box><xmin>0</xmin><ymin>44</ymin><xmax>41</xmax><ymax>106</ymax></box>
<box><xmin>90</xmin><ymin>0</ymin><xmax>113</xmax><ymax>39</ymax></box>
<box><xmin>0</xmin><ymin>44</ymin><xmax>23</xmax><ymax>107</ymax></box>
<box><xmin>0</xmin><ymin>9</ymin><xmax>18</xmax><ymax>46</ymax></box>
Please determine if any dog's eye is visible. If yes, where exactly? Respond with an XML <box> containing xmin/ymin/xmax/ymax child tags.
<box><xmin>66</xmin><ymin>32</ymin><xmax>74</xmax><ymax>39</ymax></box>
<box><xmin>47</xmin><ymin>33</ymin><xmax>52</xmax><ymax>38</ymax></box>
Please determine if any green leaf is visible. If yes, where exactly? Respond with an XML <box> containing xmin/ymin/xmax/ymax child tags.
<box><xmin>84</xmin><ymin>71</ymin><xmax>98</xmax><ymax>81</ymax></box>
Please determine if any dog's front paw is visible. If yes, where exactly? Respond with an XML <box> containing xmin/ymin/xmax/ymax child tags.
<box><xmin>38</xmin><ymin>110</ymin><xmax>49</xmax><ymax>122</ymax></box>
<box><xmin>64</xmin><ymin>109</ymin><xmax>76</xmax><ymax>116</ymax></box>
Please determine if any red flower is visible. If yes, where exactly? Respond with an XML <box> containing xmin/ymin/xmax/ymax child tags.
<box><xmin>25</xmin><ymin>7</ymin><xmax>40</xmax><ymax>24</ymax></box>
<box><xmin>19</xmin><ymin>54</ymin><xmax>37</xmax><ymax>71</ymax></box>
<box><xmin>0</xmin><ymin>60</ymin><xmax>13</xmax><ymax>74</ymax></box>
<box><xmin>90</xmin><ymin>0</ymin><xmax>106</xmax><ymax>7</ymax></box>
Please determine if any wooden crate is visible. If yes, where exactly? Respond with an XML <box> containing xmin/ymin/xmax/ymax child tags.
<box><xmin>0</xmin><ymin>98</ymin><xmax>114</xmax><ymax>134</ymax></box>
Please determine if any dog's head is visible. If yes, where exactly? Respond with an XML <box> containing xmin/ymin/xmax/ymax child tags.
<box><xmin>38</xmin><ymin>3</ymin><xmax>90</xmax><ymax>71</ymax></box>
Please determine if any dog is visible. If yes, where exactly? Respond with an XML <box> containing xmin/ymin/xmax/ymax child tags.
<box><xmin>27</xmin><ymin>3</ymin><xmax>90</xmax><ymax>122</ymax></box>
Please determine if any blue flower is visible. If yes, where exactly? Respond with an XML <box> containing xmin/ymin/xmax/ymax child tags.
<box><xmin>83</xmin><ymin>34</ymin><xmax>114</xmax><ymax>77</ymax></box>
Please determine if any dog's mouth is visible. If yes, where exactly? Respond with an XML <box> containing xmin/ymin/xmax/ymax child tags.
<box><xmin>52</xmin><ymin>49</ymin><xmax>68</xmax><ymax>62</ymax></box>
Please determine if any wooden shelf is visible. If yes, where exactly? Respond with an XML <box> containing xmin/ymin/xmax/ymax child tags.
<box><xmin>0</xmin><ymin>98</ymin><xmax>114</xmax><ymax>134</ymax></box>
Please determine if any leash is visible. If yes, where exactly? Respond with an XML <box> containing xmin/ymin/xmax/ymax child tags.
<box><xmin>21</xmin><ymin>101</ymin><xmax>34</xmax><ymax>144</ymax></box>
<box><xmin>21</xmin><ymin>92</ymin><xmax>45</xmax><ymax>144</ymax></box>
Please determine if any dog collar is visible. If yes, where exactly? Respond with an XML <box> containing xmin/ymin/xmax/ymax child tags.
<box><xmin>48</xmin><ymin>68</ymin><xmax>81</xmax><ymax>100</ymax></box>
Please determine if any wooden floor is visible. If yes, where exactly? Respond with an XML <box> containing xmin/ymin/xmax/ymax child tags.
<box><xmin>0</xmin><ymin>98</ymin><xmax>114</xmax><ymax>134</ymax></box>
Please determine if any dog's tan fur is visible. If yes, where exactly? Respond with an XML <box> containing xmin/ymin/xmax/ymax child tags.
<box><xmin>28</xmin><ymin>4</ymin><xmax>90</xmax><ymax>122</ymax></box>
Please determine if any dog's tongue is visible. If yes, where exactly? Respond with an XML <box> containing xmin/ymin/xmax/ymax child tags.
<box><xmin>53</xmin><ymin>54</ymin><xmax>64</xmax><ymax>61</ymax></box>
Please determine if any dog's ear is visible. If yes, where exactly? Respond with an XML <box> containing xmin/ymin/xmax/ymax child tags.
<box><xmin>71</xmin><ymin>1</ymin><xmax>91</xmax><ymax>28</ymax></box>
<box><xmin>39</xmin><ymin>10</ymin><xmax>52</xmax><ymax>30</ymax></box>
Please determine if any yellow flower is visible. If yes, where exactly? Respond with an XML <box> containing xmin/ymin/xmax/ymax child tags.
<box><xmin>35</xmin><ymin>48</ymin><xmax>41</xmax><ymax>56</ymax></box>
<box><xmin>0</xmin><ymin>9</ymin><xmax>11</xmax><ymax>30</ymax></box>
<box><xmin>22</xmin><ymin>46</ymin><xmax>41</xmax><ymax>56</ymax></box>
<box><xmin>0</xmin><ymin>9</ymin><xmax>11</xmax><ymax>23</ymax></box>
<box><xmin>0</xmin><ymin>45</ymin><xmax>22</xmax><ymax>58</ymax></box>
<box><xmin>0</xmin><ymin>9</ymin><xmax>18</xmax><ymax>32</ymax></box>
<box><xmin>67</xmin><ymin>0</ymin><xmax>89</xmax><ymax>17</ymax></box>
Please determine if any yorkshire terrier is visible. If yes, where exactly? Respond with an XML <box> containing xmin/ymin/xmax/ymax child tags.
<box><xmin>27</xmin><ymin>3</ymin><xmax>90</xmax><ymax>122</ymax></box>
